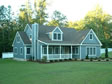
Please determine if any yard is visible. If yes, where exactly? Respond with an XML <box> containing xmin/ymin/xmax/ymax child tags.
<box><xmin>101</xmin><ymin>51</ymin><xmax>112</xmax><ymax>58</ymax></box>
<box><xmin>0</xmin><ymin>59</ymin><xmax>112</xmax><ymax>84</ymax></box>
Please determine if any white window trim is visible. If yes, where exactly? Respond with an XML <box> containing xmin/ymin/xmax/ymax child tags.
<box><xmin>20</xmin><ymin>47</ymin><xmax>23</xmax><ymax>55</ymax></box>
<box><xmin>89</xmin><ymin>33</ymin><xmax>93</xmax><ymax>40</ymax></box>
<box><xmin>73</xmin><ymin>47</ymin><xmax>79</xmax><ymax>55</ymax></box>
<box><xmin>15</xmin><ymin>47</ymin><xmax>18</xmax><ymax>55</ymax></box>
<box><xmin>86</xmin><ymin>47</ymin><xmax>96</xmax><ymax>56</ymax></box>
<box><xmin>26</xmin><ymin>47</ymin><xmax>31</xmax><ymax>55</ymax></box>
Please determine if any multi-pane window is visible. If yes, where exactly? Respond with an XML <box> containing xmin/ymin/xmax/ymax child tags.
<box><xmin>27</xmin><ymin>48</ymin><xmax>31</xmax><ymax>54</ymax></box>
<box><xmin>73</xmin><ymin>47</ymin><xmax>79</xmax><ymax>55</ymax></box>
<box><xmin>87</xmin><ymin>47</ymin><xmax>96</xmax><ymax>56</ymax></box>
<box><xmin>58</xmin><ymin>34</ymin><xmax>61</xmax><ymax>40</ymax></box>
<box><xmin>54</xmin><ymin>33</ymin><xmax>57</xmax><ymax>40</ymax></box>
<box><xmin>53</xmin><ymin>33</ymin><xmax>62</xmax><ymax>40</ymax></box>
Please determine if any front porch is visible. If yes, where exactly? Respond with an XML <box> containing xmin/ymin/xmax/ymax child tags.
<box><xmin>42</xmin><ymin>45</ymin><xmax>80</xmax><ymax>60</ymax></box>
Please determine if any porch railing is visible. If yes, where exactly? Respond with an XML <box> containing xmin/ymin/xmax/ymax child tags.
<box><xmin>43</xmin><ymin>54</ymin><xmax>72</xmax><ymax>60</ymax></box>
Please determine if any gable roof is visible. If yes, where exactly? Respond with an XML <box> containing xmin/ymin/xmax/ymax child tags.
<box><xmin>18</xmin><ymin>31</ymin><xmax>31</xmax><ymax>44</ymax></box>
<box><xmin>38</xmin><ymin>25</ymin><xmax>90</xmax><ymax>44</ymax></box>
<box><xmin>23</xmin><ymin>24</ymin><xmax>100</xmax><ymax>45</ymax></box>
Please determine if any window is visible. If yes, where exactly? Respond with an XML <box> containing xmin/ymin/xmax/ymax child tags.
<box><xmin>89</xmin><ymin>33</ymin><xmax>93</xmax><ymax>40</ymax></box>
<box><xmin>53</xmin><ymin>33</ymin><xmax>62</xmax><ymax>41</ymax></box>
<box><xmin>58</xmin><ymin>34</ymin><xmax>61</xmax><ymax>40</ymax></box>
<box><xmin>86</xmin><ymin>47</ymin><xmax>96</xmax><ymax>56</ymax></box>
<box><xmin>43</xmin><ymin>47</ymin><xmax>47</xmax><ymax>54</ymax></box>
<box><xmin>20</xmin><ymin>47</ymin><xmax>23</xmax><ymax>55</ymax></box>
<box><xmin>54</xmin><ymin>33</ymin><xmax>57</xmax><ymax>39</ymax></box>
<box><xmin>27</xmin><ymin>48</ymin><xmax>31</xmax><ymax>55</ymax></box>
<box><xmin>73</xmin><ymin>47</ymin><xmax>79</xmax><ymax>55</ymax></box>
<box><xmin>15</xmin><ymin>47</ymin><xmax>17</xmax><ymax>54</ymax></box>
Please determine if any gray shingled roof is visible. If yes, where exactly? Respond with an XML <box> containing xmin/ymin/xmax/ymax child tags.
<box><xmin>20</xmin><ymin>24</ymin><xmax>90</xmax><ymax>45</ymax></box>
<box><xmin>38</xmin><ymin>25</ymin><xmax>90</xmax><ymax>44</ymax></box>
<box><xmin>18</xmin><ymin>31</ymin><xmax>31</xmax><ymax>44</ymax></box>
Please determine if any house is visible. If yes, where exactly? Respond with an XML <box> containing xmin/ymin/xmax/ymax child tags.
<box><xmin>12</xmin><ymin>23</ymin><xmax>102</xmax><ymax>61</ymax></box>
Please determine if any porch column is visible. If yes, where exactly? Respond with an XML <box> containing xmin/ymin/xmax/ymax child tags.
<box><xmin>47</xmin><ymin>45</ymin><xmax>49</xmax><ymax>60</ymax></box>
<box><xmin>60</xmin><ymin>45</ymin><xmax>61</xmax><ymax>59</ymax></box>
<box><xmin>71</xmin><ymin>46</ymin><xmax>72</xmax><ymax>59</ymax></box>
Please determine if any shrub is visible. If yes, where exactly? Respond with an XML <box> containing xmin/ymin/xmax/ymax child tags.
<box><xmin>86</xmin><ymin>55</ymin><xmax>89</xmax><ymax>59</ymax></box>
<box><xmin>101</xmin><ymin>57</ymin><xmax>104</xmax><ymax>60</ymax></box>
<box><xmin>105</xmin><ymin>48</ymin><xmax>108</xmax><ymax>58</ymax></box>
<box><xmin>50</xmin><ymin>60</ymin><xmax>54</xmax><ymax>62</ymax></box>
<box><xmin>29</xmin><ymin>56</ymin><xmax>34</xmax><ymax>61</ymax></box>
<box><xmin>69</xmin><ymin>58</ymin><xmax>72</xmax><ymax>60</ymax></box>
<box><xmin>74</xmin><ymin>58</ymin><xmax>77</xmax><ymax>61</ymax></box>
<box><xmin>90</xmin><ymin>58</ymin><xmax>93</xmax><ymax>61</ymax></box>
<box><xmin>106</xmin><ymin>59</ymin><xmax>109</xmax><ymax>61</ymax></box>
<box><xmin>59</xmin><ymin>59</ymin><xmax>63</xmax><ymax>62</ymax></box>
<box><xmin>81</xmin><ymin>59</ymin><xmax>84</xmax><ymax>61</ymax></box>
<box><xmin>98</xmin><ymin>59</ymin><xmax>101</xmax><ymax>61</ymax></box>
<box><xmin>41</xmin><ymin>56</ymin><xmax>47</xmax><ymax>62</ymax></box>
<box><xmin>64</xmin><ymin>59</ymin><xmax>67</xmax><ymax>61</ymax></box>
<box><xmin>95</xmin><ymin>57</ymin><xmax>98</xmax><ymax>60</ymax></box>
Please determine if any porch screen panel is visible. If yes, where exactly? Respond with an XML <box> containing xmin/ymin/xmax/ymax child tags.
<box><xmin>43</xmin><ymin>47</ymin><xmax>47</xmax><ymax>54</ymax></box>
<box><xmin>54</xmin><ymin>47</ymin><xmax>60</xmax><ymax>54</ymax></box>
<box><xmin>49</xmin><ymin>47</ymin><xmax>53</xmax><ymax>54</ymax></box>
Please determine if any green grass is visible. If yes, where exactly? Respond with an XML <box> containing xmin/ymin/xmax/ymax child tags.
<box><xmin>0</xmin><ymin>59</ymin><xmax>112</xmax><ymax>84</ymax></box>
<box><xmin>101</xmin><ymin>52</ymin><xmax>112</xmax><ymax>58</ymax></box>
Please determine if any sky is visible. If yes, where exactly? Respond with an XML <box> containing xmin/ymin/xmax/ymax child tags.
<box><xmin>0</xmin><ymin>0</ymin><xmax>112</xmax><ymax>21</ymax></box>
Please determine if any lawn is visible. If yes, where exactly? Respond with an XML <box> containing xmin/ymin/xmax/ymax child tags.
<box><xmin>0</xmin><ymin>59</ymin><xmax>112</xmax><ymax>84</ymax></box>
<box><xmin>101</xmin><ymin>52</ymin><xmax>112</xmax><ymax>58</ymax></box>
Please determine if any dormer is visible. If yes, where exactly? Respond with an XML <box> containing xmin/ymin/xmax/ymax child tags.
<box><xmin>52</xmin><ymin>27</ymin><xmax>63</xmax><ymax>41</ymax></box>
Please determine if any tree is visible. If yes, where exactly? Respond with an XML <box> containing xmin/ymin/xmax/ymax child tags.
<box><xmin>0</xmin><ymin>5</ymin><xmax>16</xmax><ymax>57</ymax></box>
<box><xmin>47</xmin><ymin>10</ymin><xmax>68</xmax><ymax>27</ymax></box>
<box><xmin>34</xmin><ymin>0</ymin><xmax>48</xmax><ymax>24</ymax></box>
<box><xmin>66</xmin><ymin>20</ymin><xmax>85</xmax><ymax>30</ymax></box>
<box><xmin>83</xmin><ymin>5</ymin><xmax>112</xmax><ymax>44</ymax></box>
<box><xmin>105</xmin><ymin>47</ymin><xmax>108</xmax><ymax>58</ymax></box>
<box><xmin>18</xmin><ymin>0</ymin><xmax>33</xmax><ymax>30</ymax></box>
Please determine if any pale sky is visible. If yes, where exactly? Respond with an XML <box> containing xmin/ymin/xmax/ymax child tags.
<box><xmin>0</xmin><ymin>0</ymin><xmax>112</xmax><ymax>21</ymax></box>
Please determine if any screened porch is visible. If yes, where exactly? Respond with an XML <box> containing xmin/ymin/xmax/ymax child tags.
<box><xmin>42</xmin><ymin>45</ymin><xmax>79</xmax><ymax>60</ymax></box>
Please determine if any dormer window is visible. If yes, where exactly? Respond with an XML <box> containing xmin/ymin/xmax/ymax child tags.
<box><xmin>53</xmin><ymin>33</ymin><xmax>62</xmax><ymax>40</ymax></box>
<box><xmin>89</xmin><ymin>33</ymin><xmax>93</xmax><ymax>40</ymax></box>
<box><xmin>52</xmin><ymin>27</ymin><xmax>63</xmax><ymax>41</ymax></box>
